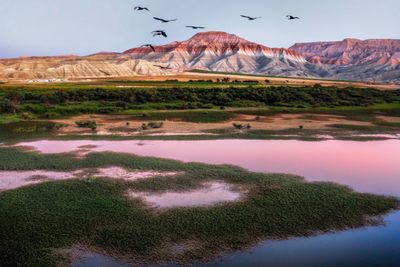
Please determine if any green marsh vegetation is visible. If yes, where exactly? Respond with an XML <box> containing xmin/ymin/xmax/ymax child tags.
<box><xmin>0</xmin><ymin>83</ymin><xmax>399</xmax><ymax>265</ymax></box>
<box><xmin>0</xmin><ymin>147</ymin><xmax>398</xmax><ymax>266</ymax></box>
<box><xmin>130</xmin><ymin>110</ymin><xmax>235</xmax><ymax>123</ymax></box>
<box><xmin>0</xmin><ymin>121</ymin><xmax>62</xmax><ymax>142</ymax></box>
<box><xmin>0</xmin><ymin>85</ymin><xmax>399</xmax><ymax>141</ymax></box>
<box><xmin>0</xmin><ymin>85</ymin><xmax>399</xmax><ymax>120</ymax></box>
<box><xmin>189</xmin><ymin>69</ymin><xmax>363</xmax><ymax>83</ymax></box>
<box><xmin>236</xmin><ymin>102</ymin><xmax>400</xmax><ymax>120</ymax></box>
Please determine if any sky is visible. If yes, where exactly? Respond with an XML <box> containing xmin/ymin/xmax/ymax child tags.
<box><xmin>0</xmin><ymin>0</ymin><xmax>399</xmax><ymax>58</ymax></box>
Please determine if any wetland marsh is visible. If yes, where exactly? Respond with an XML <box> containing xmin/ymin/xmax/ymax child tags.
<box><xmin>0</xmin><ymin>85</ymin><xmax>399</xmax><ymax>266</ymax></box>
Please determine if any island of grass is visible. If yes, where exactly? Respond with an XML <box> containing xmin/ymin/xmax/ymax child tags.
<box><xmin>0</xmin><ymin>147</ymin><xmax>398</xmax><ymax>266</ymax></box>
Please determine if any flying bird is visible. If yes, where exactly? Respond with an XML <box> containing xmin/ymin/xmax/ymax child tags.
<box><xmin>186</xmin><ymin>26</ymin><xmax>206</xmax><ymax>30</ymax></box>
<box><xmin>134</xmin><ymin>6</ymin><xmax>149</xmax><ymax>11</ymax></box>
<box><xmin>153</xmin><ymin>17</ymin><xmax>177</xmax><ymax>23</ymax></box>
<box><xmin>287</xmin><ymin>15</ymin><xmax>300</xmax><ymax>20</ymax></box>
<box><xmin>141</xmin><ymin>44</ymin><xmax>155</xmax><ymax>52</ymax></box>
<box><xmin>152</xmin><ymin>30</ymin><xmax>168</xmax><ymax>38</ymax></box>
<box><xmin>240</xmin><ymin>15</ymin><xmax>261</xmax><ymax>21</ymax></box>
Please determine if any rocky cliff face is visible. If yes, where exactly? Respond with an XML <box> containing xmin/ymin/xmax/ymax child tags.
<box><xmin>0</xmin><ymin>54</ymin><xmax>165</xmax><ymax>80</ymax></box>
<box><xmin>291</xmin><ymin>39</ymin><xmax>400</xmax><ymax>82</ymax></box>
<box><xmin>291</xmin><ymin>39</ymin><xmax>400</xmax><ymax>66</ymax></box>
<box><xmin>123</xmin><ymin>31</ymin><xmax>328</xmax><ymax>77</ymax></box>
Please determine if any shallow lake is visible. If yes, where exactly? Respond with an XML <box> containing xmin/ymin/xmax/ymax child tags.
<box><xmin>15</xmin><ymin>139</ymin><xmax>400</xmax><ymax>267</ymax></box>
<box><xmin>18</xmin><ymin>139</ymin><xmax>400</xmax><ymax>196</ymax></box>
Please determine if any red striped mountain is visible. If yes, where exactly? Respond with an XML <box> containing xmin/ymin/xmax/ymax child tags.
<box><xmin>291</xmin><ymin>39</ymin><xmax>400</xmax><ymax>66</ymax></box>
<box><xmin>291</xmin><ymin>39</ymin><xmax>400</xmax><ymax>82</ymax></box>
<box><xmin>123</xmin><ymin>31</ymin><xmax>328</xmax><ymax>77</ymax></box>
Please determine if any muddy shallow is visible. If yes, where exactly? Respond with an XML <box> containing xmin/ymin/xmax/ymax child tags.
<box><xmin>0</xmin><ymin>167</ymin><xmax>178</xmax><ymax>191</ymax></box>
<box><xmin>0</xmin><ymin>170</ymin><xmax>82</xmax><ymax>191</ymax></box>
<box><xmin>129</xmin><ymin>181</ymin><xmax>242</xmax><ymax>209</ymax></box>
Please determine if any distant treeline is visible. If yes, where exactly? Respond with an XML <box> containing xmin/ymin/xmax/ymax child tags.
<box><xmin>1</xmin><ymin>86</ymin><xmax>399</xmax><ymax>117</ymax></box>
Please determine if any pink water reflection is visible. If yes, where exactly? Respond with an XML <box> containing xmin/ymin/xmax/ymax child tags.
<box><xmin>16</xmin><ymin>139</ymin><xmax>400</xmax><ymax>197</ymax></box>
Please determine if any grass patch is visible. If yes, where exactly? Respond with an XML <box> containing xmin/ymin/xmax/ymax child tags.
<box><xmin>236</xmin><ymin>102</ymin><xmax>400</xmax><ymax>118</ymax></box>
<box><xmin>0</xmin><ymin>114</ymin><xmax>22</xmax><ymax>124</ymax></box>
<box><xmin>122</xmin><ymin>110</ymin><xmax>235</xmax><ymax>123</ymax></box>
<box><xmin>0</xmin><ymin>121</ymin><xmax>61</xmax><ymax>142</ymax></box>
<box><xmin>190</xmin><ymin>69</ymin><xmax>363</xmax><ymax>83</ymax></box>
<box><xmin>0</xmin><ymin>147</ymin><xmax>398</xmax><ymax>266</ymax></box>
<box><xmin>328</xmin><ymin>123</ymin><xmax>400</xmax><ymax>133</ymax></box>
<box><xmin>373</xmin><ymin>121</ymin><xmax>400</xmax><ymax>128</ymax></box>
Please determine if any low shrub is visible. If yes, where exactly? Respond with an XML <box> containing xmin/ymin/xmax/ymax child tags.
<box><xmin>141</xmin><ymin>121</ymin><xmax>164</xmax><ymax>130</ymax></box>
<box><xmin>233</xmin><ymin>123</ymin><xmax>252</xmax><ymax>130</ymax></box>
<box><xmin>75</xmin><ymin>120</ymin><xmax>97</xmax><ymax>130</ymax></box>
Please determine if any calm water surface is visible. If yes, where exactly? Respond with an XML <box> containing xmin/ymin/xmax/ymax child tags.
<box><xmin>18</xmin><ymin>139</ymin><xmax>400</xmax><ymax>196</ymax></box>
<box><xmin>16</xmin><ymin>139</ymin><xmax>400</xmax><ymax>267</ymax></box>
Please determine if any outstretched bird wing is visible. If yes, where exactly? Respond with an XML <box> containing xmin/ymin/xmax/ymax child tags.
<box><xmin>186</xmin><ymin>26</ymin><xmax>205</xmax><ymax>29</ymax></box>
<box><xmin>153</xmin><ymin>17</ymin><xmax>167</xmax><ymax>22</ymax></box>
<box><xmin>153</xmin><ymin>17</ymin><xmax>177</xmax><ymax>23</ymax></box>
<box><xmin>241</xmin><ymin>15</ymin><xmax>260</xmax><ymax>20</ymax></box>
<box><xmin>142</xmin><ymin>44</ymin><xmax>155</xmax><ymax>52</ymax></box>
<box><xmin>240</xmin><ymin>15</ymin><xmax>251</xmax><ymax>19</ymax></box>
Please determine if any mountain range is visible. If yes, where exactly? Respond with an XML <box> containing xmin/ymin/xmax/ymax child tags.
<box><xmin>1</xmin><ymin>31</ymin><xmax>399</xmax><ymax>83</ymax></box>
<box><xmin>291</xmin><ymin>38</ymin><xmax>400</xmax><ymax>82</ymax></box>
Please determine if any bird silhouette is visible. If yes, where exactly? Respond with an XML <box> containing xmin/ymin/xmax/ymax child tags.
<box><xmin>152</xmin><ymin>30</ymin><xmax>168</xmax><ymax>38</ymax></box>
<box><xmin>134</xmin><ymin>6</ymin><xmax>149</xmax><ymax>11</ymax></box>
<box><xmin>287</xmin><ymin>15</ymin><xmax>300</xmax><ymax>20</ymax></box>
<box><xmin>153</xmin><ymin>17</ymin><xmax>177</xmax><ymax>23</ymax></box>
<box><xmin>240</xmin><ymin>15</ymin><xmax>261</xmax><ymax>21</ymax></box>
<box><xmin>186</xmin><ymin>26</ymin><xmax>206</xmax><ymax>30</ymax></box>
<box><xmin>141</xmin><ymin>44</ymin><xmax>155</xmax><ymax>52</ymax></box>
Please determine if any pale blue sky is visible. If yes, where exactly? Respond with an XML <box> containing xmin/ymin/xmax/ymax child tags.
<box><xmin>0</xmin><ymin>0</ymin><xmax>399</xmax><ymax>58</ymax></box>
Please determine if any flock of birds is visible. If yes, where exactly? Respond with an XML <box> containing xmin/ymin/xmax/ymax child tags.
<box><xmin>134</xmin><ymin>5</ymin><xmax>300</xmax><ymax>53</ymax></box>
